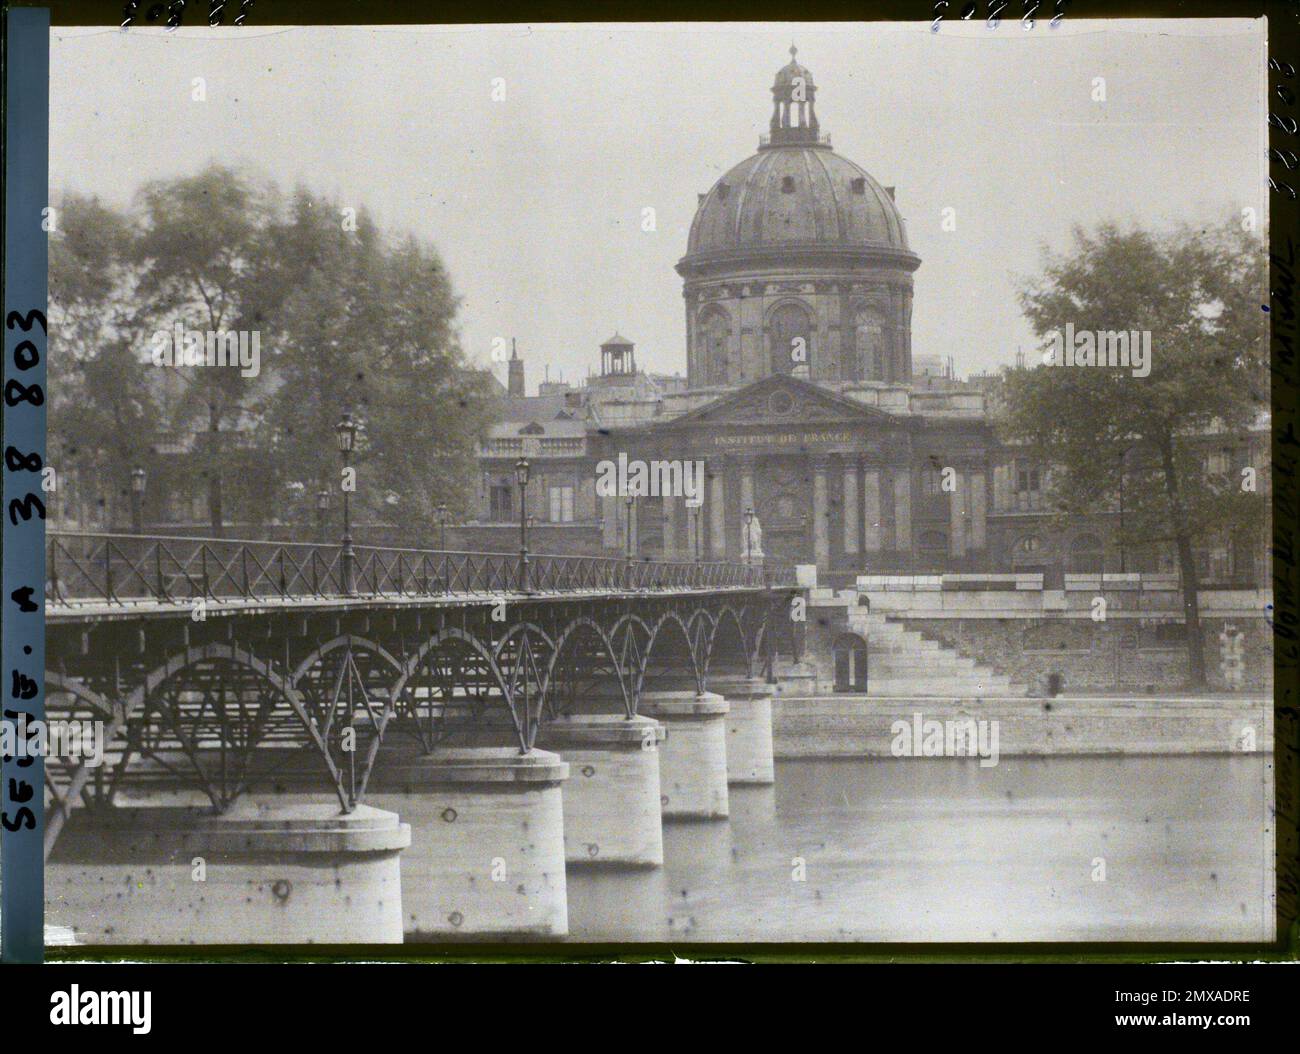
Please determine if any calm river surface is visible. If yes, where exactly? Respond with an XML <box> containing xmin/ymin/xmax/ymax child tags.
<box><xmin>566</xmin><ymin>754</ymin><xmax>1274</xmax><ymax>943</ymax></box>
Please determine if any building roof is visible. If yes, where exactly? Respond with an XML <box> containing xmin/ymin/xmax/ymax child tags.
<box><xmin>493</xmin><ymin>393</ymin><xmax>572</xmax><ymax>424</ymax></box>
<box><xmin>685</xmin><ymin>145</ymin><xmax>910</xmax><ymax>258</ymax></box>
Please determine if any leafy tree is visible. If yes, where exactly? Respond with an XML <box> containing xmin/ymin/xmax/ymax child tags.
<box><xmin>254</xmin><ymin>190</ymin><xmax>499</xmax><ymax>533</ymax></box>
<box><xmin>48</xmin><ymin>192</ymin><xmax>160</xmax><ymax>528</ymax></box>
<box><xmin>999</xmin><ymin>220</ymin><xmax>1268</xmax><ymax>686</ymax></box>
<box><xmin>132</xmin><ymin>163</ymin><xmax>279</xmax><ymax>534</ymax></box>
<box><xmin>49</xmin><ymin>169</ymin><xmax>497</xmax><ymax>544</ymax></box>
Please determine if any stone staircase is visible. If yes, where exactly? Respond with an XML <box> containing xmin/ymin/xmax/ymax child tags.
<box><xmin>843</xmin><ymin>603</ymin><xmax>1029</xmax><ymax>697</ymax></box>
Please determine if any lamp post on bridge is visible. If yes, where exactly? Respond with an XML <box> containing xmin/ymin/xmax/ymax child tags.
<box><xmin>436</xmin><ymin>502</ymin><xmax>449</xmax><ymax>550</ymax></box>
<box><xmin>744</xmin><ymin>506</ymin><xmax>755</xmax><ymax>567</ymax></box>
<box><xmin>130</xmin><ymin>467</ymin><xmax>146</xmax><ymax>534</ymax></box>
<box><xmin>335</xmin><ymin>413</ymin><xmax>358</xmax><ymax>596</ymax></box>
<box><xmin>624</xmin><ymin>494</ymin><xmax>636</xmax><ymax>585</ymax></box>
<box><xmin>515</xmin><ymin>457</ymin><xmax>532</xmax><ymax>594</ymax></box>
<box><xmin>685</xmin><ymin>495</ymin><xmax>703</xmax><ymax>565</ymax></box>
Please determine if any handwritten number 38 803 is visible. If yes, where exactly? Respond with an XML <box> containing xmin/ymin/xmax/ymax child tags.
<box><xmin>5</xmin><ymin>310</ymin><xmax>46</xmax><ymax>527</ymax></box>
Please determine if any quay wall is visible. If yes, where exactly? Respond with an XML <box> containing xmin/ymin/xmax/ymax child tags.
<box><xmin>772</xmin><ymin>695</ymin><xmax>1273</xmax><ymax>759</ymax></box>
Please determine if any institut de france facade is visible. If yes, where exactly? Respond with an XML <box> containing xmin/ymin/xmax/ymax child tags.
<box><xmin>475</xmin><ymin>51</ymin><xmax>1266</xmax><ymax>589</ymax></box>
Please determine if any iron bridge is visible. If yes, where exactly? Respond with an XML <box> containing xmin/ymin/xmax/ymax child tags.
<box><xmin>41</xmin><ymin>532</ymin><xmax>801</xmax><ymax>859</ymax></box>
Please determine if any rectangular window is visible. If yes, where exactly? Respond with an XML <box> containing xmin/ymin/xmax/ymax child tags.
<box><xmin>549</xmin><ymin>485</ymin><xmax>574</xmax><ymax>523</ymax></box>
<box><xmin>1014</xmin><ymin>464</ymin><xmax>1041</xmax><ymax>511</ymax></box>
<box><xmin>489</xmin><ymin>484</ymin><xmax>513</xmax><ymax>522</ymax></box>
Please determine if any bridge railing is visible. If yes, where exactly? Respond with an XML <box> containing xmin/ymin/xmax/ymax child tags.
<box><xmin>45</xmin><ymin>531</ymin><xmax>794</xmax><ymax>606</ymax></box>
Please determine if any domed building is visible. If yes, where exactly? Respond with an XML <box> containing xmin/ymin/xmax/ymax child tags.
<box><xmin>474</xmin><ymin>50</ymin><xmax>1244</xmax><ymax>591</ymax></box>
<box><xmin>678</xmin><ymin>47</ymin><xmax>920</xmax><ymax>389</ymax></box>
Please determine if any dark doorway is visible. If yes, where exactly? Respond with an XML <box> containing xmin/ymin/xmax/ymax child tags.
<box><xmin>833</xmin><ymin>633</ymin><xmax>868</xmax><ymax>693</ymax></box>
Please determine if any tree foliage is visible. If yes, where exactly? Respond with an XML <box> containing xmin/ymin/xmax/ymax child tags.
<box><xmin>48</xmin><ymin>193</ymin><xmax>159</xmax><ymax>527</ymax></box>
<box><xmin>998</xmin><ymin>220</ymin><xmax>1269</xmax><ymax>685</ymax></box>
<box><xmin>48</xmin><ymin>167</ymin><xmax>497</xmax><ymax>538</ymax></box>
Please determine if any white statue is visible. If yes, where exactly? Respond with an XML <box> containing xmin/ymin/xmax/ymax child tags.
<box><xmin>743</xmin><ymin>514</ymin><xmax>764</xmax><ymax>559</ymax></box>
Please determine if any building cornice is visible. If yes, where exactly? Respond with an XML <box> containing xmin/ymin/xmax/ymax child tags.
<box><xmin>676</xmin><ymin>242</ymin><xmax>922</xmax><ymax>280</ymax></box>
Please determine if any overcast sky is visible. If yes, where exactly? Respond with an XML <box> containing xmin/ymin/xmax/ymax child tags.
<box><xmin>50</xmin><ymin>20</ymin><xmax>1266</xmax><ymax>391</ymax></box>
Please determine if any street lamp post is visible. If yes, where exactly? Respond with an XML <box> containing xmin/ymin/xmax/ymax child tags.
<box><xmin>744</xmin><ymin>506</ymin><xmax>755</xmax><ymax>566</ymax></box>
<box><xmin>515</xmin><ymin>458</ymin><xmax>531</xmax><ymax>594</ymax></box>
<box><xmin>624</xmin><ymin>495</ymin><xmax>636</xmax><ymax>586</ymax></box>
<box><xmin>130</xmin><ymin>467</ymin><xmax>146</xmax><ymax>534</ymax></box>
<box><xmin>436</xmin><ymin>503</ymin><xmax>449</xmax><ymax>550</ymax></box>
<box><xmin>335</xmin><ymin>413</ymin><xmax>358</xmax><ymax>596</ymax></box>
<box><xmin>685</xmin><ymin>496</ymin><xmax>703</xmax><ymax>564</ymax></box>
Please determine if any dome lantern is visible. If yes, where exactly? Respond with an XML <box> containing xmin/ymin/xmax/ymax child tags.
<box><xmin>767</xmin><ymin>45</ymin><xmax>820</xmax><ymax>147</ymax></box>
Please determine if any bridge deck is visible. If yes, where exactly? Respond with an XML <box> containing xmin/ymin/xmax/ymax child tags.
<box><xmin>45</xmin><ymin>584</ymin><xmax>779</xmax><ymax>623</ymax></box>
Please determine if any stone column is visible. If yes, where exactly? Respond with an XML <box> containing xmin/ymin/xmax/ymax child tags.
<box><xmin>893</xmin><ymin>470</ymin><xmax>912</xmax><ymax>561</ymax></box>
<box><xmin>813</xmin><ymin>458</ymin><xmax>831</xmax><ymax>570</ymax></box>
<box><xmin>970</xmin><ymin>470</ymin><xmax>987</xmax><ymax>552</ymax></box>
<box><xmin>662</xmin><ymin>494</ymin><xmax>677</xmax><ymax>559</ymax></box>
<box><xmin>862</xmin><ymin>466</ymin><xmax>882</xmax><ymax>553</ymax></box>
<box><xmin>843</xmin><ymin>459</ymin><xmax>859</xmax><ymax>556</ymax></box>
<box><xmin>709</xmin><ymin>463</ymin><xmax>726</xmax><ymax>558</ymax></box>
<box><xmin>739</xmin><ymin>456</ymin><xmax>755</xmax><ymax>515</ymax></box>
<box><xmin>738</xmin><ymin>456</ymin><xmax>757</xmax><ymax>562</ymax></box>
<box><xmin>949</xmin><ymin>466</ymin><xmax>966</xmax><ymax>559</ymax></box>
<box><xmin>601</xmin><ymin>493</ymin><xmax>620</xmax><ymax>550</ymax></box>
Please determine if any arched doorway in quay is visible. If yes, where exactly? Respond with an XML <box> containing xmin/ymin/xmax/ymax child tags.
<box><xmin>832</xmin><ymin>632</ymin><xmax>868</xmax><ymax>693</ymax></box>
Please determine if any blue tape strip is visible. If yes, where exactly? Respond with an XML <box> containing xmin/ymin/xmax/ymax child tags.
<box><xmin>1</xmin><ymin>6</ymin><xmax>50</xmax><ymax>965</ymax></box>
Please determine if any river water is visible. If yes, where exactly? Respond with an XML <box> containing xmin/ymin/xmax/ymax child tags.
<box><xmin>566</xmin><ymin>754</ymin><xmax>1274</xmax><ymax>943</ymax></box>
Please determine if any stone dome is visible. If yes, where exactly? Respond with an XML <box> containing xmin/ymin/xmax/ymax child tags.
<box><xmin>684</xmin><ymin>145</ymin><xmax>911</xmax><ymax>259</ymax></box>
<box><xmin>676</xmin><ymin>49</ymin><xmax>920</xmax><ymax>389</ymax></box>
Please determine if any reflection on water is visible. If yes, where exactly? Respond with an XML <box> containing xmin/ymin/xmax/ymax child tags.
<box><xmin>566</xmin><ymin>755</ymin><xmax>1274</xmax><ymax>942</ymax></box>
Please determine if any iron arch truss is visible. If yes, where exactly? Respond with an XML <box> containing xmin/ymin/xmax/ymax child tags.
<box><xmin>43</xmin><ymin>584</ymin><xmax>795</xmax><ymax>851</ymax></box>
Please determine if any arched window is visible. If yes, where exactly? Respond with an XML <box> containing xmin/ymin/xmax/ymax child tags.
<box><xmin>1069</xmin><ymin>533</ymin><xmax>1104</xmax><ymax>574</ymax></box>
<box><xmin>853</xmin><ymin>306</ymin><xmax>886</xmax><ymax>381</ymax></box>
<box><xmin>769</xmin><ymin>302</ymin><xmax>812</xmax><ymax>377</ymax></box>
<box><xmin>1012</xmin><ymin>534</ymin><xmax>1047</xmax><ymax>576</ymax></box>
<box><xmin>1015</xmin><ymin>535</ymin><xmax>1042</xmax><ymax>557</ymax></box>
<box><xmin>697</xmin><ymin>307</ymin><xmax>731</xmax><ymax>386</ymax></box>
